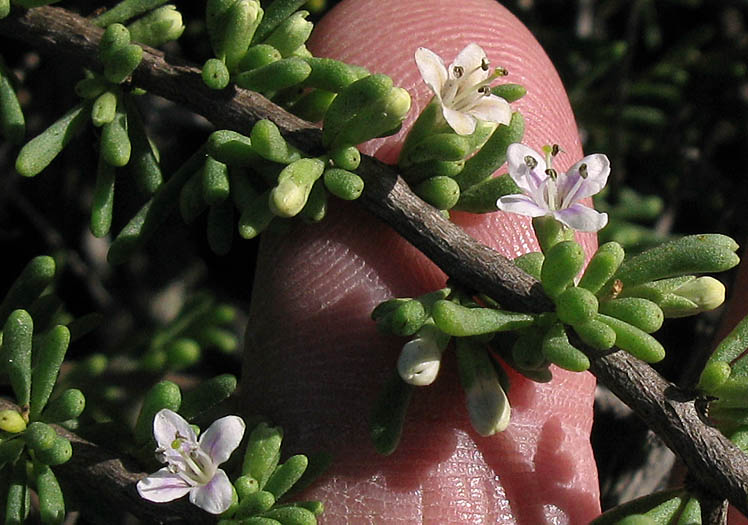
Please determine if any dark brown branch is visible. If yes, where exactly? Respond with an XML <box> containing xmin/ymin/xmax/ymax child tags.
<box><xmin>0</xmin><ymin>4</ymin><xmax>745</xmax><ymax>520</ymax></box>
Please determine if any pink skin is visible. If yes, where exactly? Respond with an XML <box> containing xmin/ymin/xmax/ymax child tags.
<box><xmin>242</xmin><ymin>0</ymin><xmax>602</xmax><ymax>522</ymax></box>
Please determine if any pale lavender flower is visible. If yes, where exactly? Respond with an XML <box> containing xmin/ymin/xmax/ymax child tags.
<box><xmin>415</xmin><ymin>43</ymin><xmax>512</xmax><ymax>135</ymax></box>
<box><xmin>136</xmin><ymin>409</ymin><xmax>245</xmax><ymax>514</ymax></box>
<box><xmin>496</xmin><ymin>143</ymin><xmax>610</xmax><ymax>232</ymax></box>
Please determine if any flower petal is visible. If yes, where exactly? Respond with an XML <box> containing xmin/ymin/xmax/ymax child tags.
<box><xmin>567</xmin><ymin>153</ymin><xmax>610</xmax><ymax>198</ymax></box>
<box><xmin>415</xmin><ymin>47</ymin><xmax>447</xmax><ymax>96</ymax></box>
<box><xmin>189</xmin><ymin>469</ymin><xmax>234</xmax><ymax>514</ymax></box>
<box><xmin>451</xmin><ymin>43</ymin><xmax>487</xmax><ymax>81</ymax></box>
<box><xmin>153</xmin><ymin>409</ymin><xmax>197</xmax><ymax>453</ymax></box>
<box><xmin>554</xmin><ymin>204</ymin><xmax>608</xmax><ymax>232</ymax></box>
<box><xmin>496</xmin><ymin>194</ymin><xmax>550</xmax><ymax>218</ymax></box>
<box><xmin>506</xmin><ymin>143</ymin><xmax>547</xmax><ymax>193</ymax></box>
<box><xmin>137</xmin><ymin>468</ymin><xmax>192</xmax><ymax>503</ymax></box>
<box><xmin>199</xmin><ymin>415</ymin><xmax>245</xmax><ymax>466</ymax></box>
<box><xmin>442</xmin><ymin>105</ymin><xmax>477</xmax><ymax>135</ymax></box>
<box><xmin>468</xmin><ymin>96</ymin><xmax>512</xmax><ymax>127</ymax></box>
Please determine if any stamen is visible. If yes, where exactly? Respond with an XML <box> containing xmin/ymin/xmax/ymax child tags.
<box><xmin>452</xmin><ymin>65</ymin><xmax>464</xmax><ymax>78</ymax></box>
<box><xmin>551</xmin><ymin>144</ymin><xmax>561</xmax><ymax>156</ymax></box>
<box><xmin>478</xmin><ymin>85</ymin><xmax>491</xmax><ymax>96</ymax></box>
<box><xmin>495</xmin><ymin>67</ymin><xmax>508</xmax><ymax>77</ymax></box>
<box><xmin>524</xmin><ymin>156</ymin><xmax>538</xmax><ymax>169</ymax></box>
<box><xmin>578</xmin><ymin>163</ymin><xmax>588</xmax><ymax>178</ymax></box>
<box><xmin>481</xmin><ymin>57</ymin><xmax>490</xmax><ymax>71</ymax></box>
<box><xmin>545</xmin><ymin>168</ymin><xmax>558</xmax><ymax>179</ymax></box>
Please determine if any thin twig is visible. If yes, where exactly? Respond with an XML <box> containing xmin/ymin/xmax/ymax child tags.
<box><xmin>0</xmin><ymin>4</ymin><xmax>745</xmax><ymax>520</ymax></box>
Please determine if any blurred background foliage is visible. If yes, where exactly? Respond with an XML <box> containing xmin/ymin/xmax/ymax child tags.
<box><xmin>0</xmin><ymin>0</ymin><xmax>747</xmax><ymax>515</ymax></box>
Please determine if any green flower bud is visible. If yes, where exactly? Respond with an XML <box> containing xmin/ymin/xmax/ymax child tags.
<box><xmin>414</xmin><ymin>176</ymin><xmax>460</xmax><ymax>210</ymax></box>
<box><xmin>0</xmin><ymin>0</ymin><xmax>9</xmax><ymax>19</ymax></box>
<box><xmin>180</xmin><ymin>374</ymin><xmax>237</xmax><ymax>421</ymax></box>
<box><xmin>540</xmin><ymin>240</ymin><xmax>585</xmax><ymax>299</ymax></box>
<box><xmin>223</xmin><ymin>0</ymin><xmax>263</xmax><ymax>72</ymax></box>
<box><xmin>127</xmin><ymin>5</ymin><xmax>185</xmax><ymax>47</ymax></box>
<box><xmin>100</xmin><ymin>101</ymin><xmax>131</xmax><ymax>167</ymax></box>
<box><xmin>269</xmin><ymin>158</ymin><xmax>325</xmax><ymax>218</ymax></box>
<box><xmin>124</xmin><ymin>95</ymin><xmax>163</xmax><ymax>194</ymax></box>
<box><xmin>75</xmin><ymin>76</ymin><xmax>109</xmax><ymax>99</ymax></box>
<box><xmin>165</xmin><ymin>338</ymin><xmax>201</xmax><ymax>369</ymax></box>
<box><xmin>34</xmin><ymin>463</ymin><xmax>65</xmax><ymax>525</ymax></box>
<box><xmin>603</xmin><ymin>234</ymin><xmax>739</xmax><ymax>292</ymax></box>
<box><xmin>453</xmin><ymin>173</ymin><xmax>521</xmax><ymax>213</ymax></box>
<box><xmin>431</xmin><ymin>300</ymin><xmax>535</xmax><ymax>337</ymax></box>
<box><xmin>572</xmin><ymin>317</ymin><xmax>617</xmax><ymax>350</ymax></box>
<box><xmin>698</xmin><ymin>360</ymin><xmax>732</xmax><ymax>394</ymax></box>
<box><xmin>238</xmin><ymin>190</ymin><xmax>274</xmax><ymax>239</ymax></box>
<box><xmin>91</xmin><ymin>90</ymin><xmax>118</xmax><ymax>127</ymax></box>
<box><xmin>235</xmin><ymin>57</ymin><xmax>312</xmax><ymax>94</ymax></box>
<box><xmin>25</xmin><ymin>421</ymin><xmax>56</xmax><ymax>452</ymax></box>
<box><xmin>330</xmin><ymin>86</ymin><xmax>411</xmax><ymax>149</ymax></box>
<box><xmin>300</xmin><ymin>179</ymin><xmax>327</xmax><ymax>222</ymax></box>
<box><xmin>3</xmin><ymin>309</ymin><xmax>33</xmax><ymax>406</ymax></box>
<box><xmin>456</xmin><ymin>338</ymin><xmax>511</xmax><ymax>436</ymax></box>
<box><xmin>207</xmin><ymin>130</ymin><xmax>256</xmax><ymax>167</ymax></box>
<box><xmin>262</xmin><ymin>507</ymin><xmax>317</xmax><ymax>525</ymax></box>
<box><xmin>0</xmin><ymin>62</ymin><xmax>25</xmax><ymax>144</ymax></box>
<box><xmin>235</xmin><ymin>490</ymin><xmax>275</xmax><ymax>518</ymax></box>
<box><xmin>250</xmin><ymin>119</ymin><xmax>302</xmax><ymax>164</ymax></box>
<box><xmin>242</xmin><ymin>422</ymin><xmax>282</xmax><ymax>487</ymax></box>
<box><xmin>555</xmin><ymin>287</ymin><xmax>599</xmax><ymax>326</ymax></box>
<box><xmin>302</xmin><ymin>57</ymin><xmax>367</xmax><ymax>92</ymax></box>
<box><xmin>490</xmin><ymin>83</ymin><xmax>527</xmax><ymax>103</ymax></box>
<box><xmin>201</xmin><ymin>156</ymin><xmax>230</xmax><ymax>205</ymax></box>
<box><xmin>261</xmin><ymin>10</ymin><xmax>312</xmax><ymax>58</ymax></box>
<box><xmin>134</xmin><ymin>381</ymin><xmax>181</xmax><ymax>444</ymax></box>
<box><xmin>99</xmin><ymin>23</ymin><xmax>130</xmax><ymax>63</ymax></box>
<box><xmin>403</xmin><ymin>159</ymin><xmax>464</xmax><ymax>185</ymax></box>
<box><xmin>0</xmin><ymin>410</ymin><xmax>26</xmax><ymax>433</ymax></box>
<box><xmin>34</xmin><ymin>435</ymin><xmax>72</xmax><ymax>466</ymax></box>
<box><xmin>263</xmin><ymin>454</ymin><xmax>308</xmax><ymax>499</ymax></box>
<box><xmin>597</xmin><ymin>314</ymin><xmax>665</xmax><ymax>363</ymax></box>
<box><xmin>542</xmin><ymin>323</ymin><xmax>590</xmax><ymax>372</ymax></box>
<box><xmin>103</xmin><ymin>44</ymin><xmax>143</xmax><ymax>85</ymax></box>
<box><xmin>598</xmin><ymin>297</ymin><xmax>663</xmax><ymax>334</ymax></box>
<box><xmin>40</xmin><ymin>388</ymin><xmax>85</xmax><ymax>423</ymax></box>
<box><xmin>202</xmin><ymin>58</ymin><xmax>230</xmax><ymax>90</ymax></box>
<box><xmin>329</xmin><ymin>146</ymin><xmax>361</xmax><ymax>171</ymax></box>
<box><xmin>322</xmin><ymin>74</ymin><xmax>393</xmax><ymax>147</ymax></box>
<box><xmin>659</xmin><ymin>276</ymin><xmax>725</xmax><ymax>318</ymax></box>
<box><xmin>405</xmin><ymin>133</ymin><xmax>473</xmax><ymax>165</ymax></box>
<box><xmin>533</xmin><ymin>215</ymin><xmax>575</xmax><ymax>254</ymax></box>
<box><xmin>578</xmin><ymin>241</ymin><xmax>625</xmax><ymax>295</ymax></box>
<box><xmin>512</xmin><ymin>251</ymin><xmax>544</xmax><ymax>281</ymax></box>
<box><xmin>453</xmin><ymin>111</ymin><xmax>525</xmax><ymax>191</ymax></box>
<box><xmin>16</xmin><ymin>103</ymin><xmax>88</xmax><ymax>177</ymax></box>
<box><xmin>234</xmin><ymin>475</ymin><xmax>259</xmax><ymax>499</ymax></box>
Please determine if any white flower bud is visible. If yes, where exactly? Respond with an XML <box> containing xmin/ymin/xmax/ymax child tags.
<box><xmin>465</xmin><ymin>376</ymin><xmax>511</xmax><ymax>436</ymax></box>
<box><xmin>397</xmin><ymin>336</ymin><xmax>442</xmax><ymax>386</ymax></box>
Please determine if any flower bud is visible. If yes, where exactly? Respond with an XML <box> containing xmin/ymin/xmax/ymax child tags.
<box><xmin>659</xmin><ymin>276</ymin><xmax>725</xmax><ymax>318</ymax></box>
<box><xmin>0</xmin><ymin>410</ymin><xmax>26</xmax><ymax>433</ymax></box>
<box><xmin>456</xmin><ymin>338</ymin><xmax>510</xmax><ymax>436</ymax></box>
<box><xmin>261</xmin><ymin>10</ymin><xmax>312</xmax><ymax>58</ymax></box>
<box><xmin>127</xmin><ymin>5</ymin><xmax>185</xmax><ymax>48</ymax></box>
<box><xmin>397</xmin><ymin>323</ymin><xmax>448</xmax><ymax>386</ymax></box>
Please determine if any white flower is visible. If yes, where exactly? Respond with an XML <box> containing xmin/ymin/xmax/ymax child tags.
<box><xmin>496</xmin><ymin>143</ymin><xmax>610</xmax><ymax>232</ymax></box>
<box><xmin>415</xmin><ymin>43</ymin><xmax>512</xmax><ymax>135</ymax></box>
<box><xmin>136</xmin><ymin>409</ymin><xmax>245</xmax><ymax>514</ymax></box>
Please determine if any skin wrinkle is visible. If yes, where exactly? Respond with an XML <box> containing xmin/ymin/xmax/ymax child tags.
<box><xmin>244</xmin><ymin>0</ymin><xmax>601</xmax><ymax>522</ymax></box>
